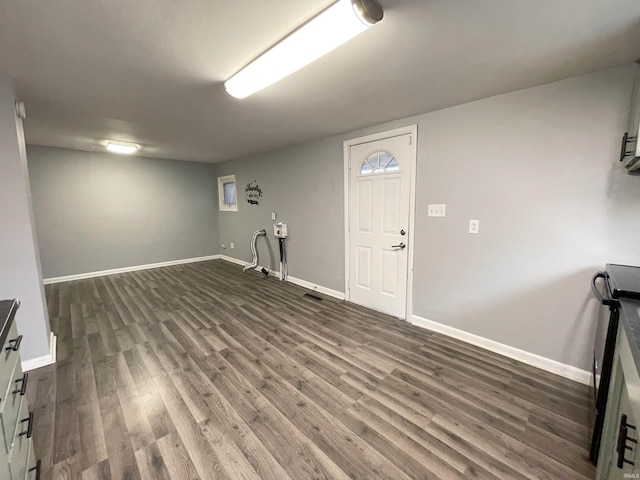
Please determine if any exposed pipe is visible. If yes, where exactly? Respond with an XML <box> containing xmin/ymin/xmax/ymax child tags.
<box><xmin>243</xmin><ymin>229</ymin><xmax>267</xmax><ymax>273</ymax></box>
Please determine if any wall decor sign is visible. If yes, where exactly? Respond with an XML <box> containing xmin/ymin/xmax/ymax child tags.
<box><xmin>245</xmin><ymin>180</ymin><xmax>263</xmax><ymax>205</ymax></box>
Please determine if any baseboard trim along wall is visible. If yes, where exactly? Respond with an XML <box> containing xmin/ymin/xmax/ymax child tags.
<box><xmin>43</xmin><ymin>254</ymin><xmax>222</xmax><ymax>284</ymax></box>
<box><xmin>411</xmin><ymin>314</ymin><xmax>592</xmax><ymax>385</ymax></box>
<box><xmin>219</xmin><ymin>255</ymin><xmax>346</xmax><ymax>300</ymax></box>
<box><xmin>22</xmin><ymin>332</ymin><xmax>57</xmax><ymax>372</ymax></box>
<box><xmin>219</xmin><ymin>255</ymin><xmax>278</xmax><ymax>277</ymax></box>
<box><xmin>218</xmin><ymin>255</ymin><xmax>247</xmax><ymax>267</ymax></box>
<box><xmin>286</xmin><ymin>276</ymin><xmax>346</xmax><ymax>301</ymax></box>
<box><xmin>42</xmin><ymin>254</ymin><xmax>588</xmax><ymax>384</ymax></box>
<box><xmin>220</xmin><ymin>259</ymin><xmax>584</xmax><ymax>383</ymax></box>
<box><xmin>219</xmin><ymin>255</ymin><xmax>279</xmax><ymax>278</ymax></box>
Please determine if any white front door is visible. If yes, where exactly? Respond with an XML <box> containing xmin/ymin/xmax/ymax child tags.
<box><xmin>347</xmin><ymin>132</ymin><xmax>415</xmax><ymax>318</ymax></box>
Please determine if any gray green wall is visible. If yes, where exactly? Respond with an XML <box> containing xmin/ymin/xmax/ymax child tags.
<box><xmin>216</xmin><ymin>136</ymin><xmax>345</xmax><ymax>289</ymax></box>
<box><xmin>27</xmin><ymin>146</ymin><xmax>220</xmax><ymax>278</ymax></box>
<box><xmin>23</xmin><ymin>64</ymin><xmax>640</xmax><ymax>371</ymax></box>
<box><xmin>0</xmin><ymin>76</ymin><xmax>51</xmax><ymax>362</ymax></box>
<box><xmin>216</xmin><ymin>64</ymin><xmax>640</xmax><ymax>371</ymax></box>
<box><xmin>411</xmin><ymin>64</ymin><xmax>639</xmax><ymax>371</ymax></box>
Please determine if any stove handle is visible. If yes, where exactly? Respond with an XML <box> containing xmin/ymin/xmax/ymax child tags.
<box><xmin>592</xmin><ymin>272</ymin><xmax>616</xmax><ymax>307</ymax></box>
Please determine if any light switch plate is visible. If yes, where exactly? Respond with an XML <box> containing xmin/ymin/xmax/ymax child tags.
<box><xmin>271</xmin><ymin>212</ymin><xmax>277</xmax><ymax>220</ymax></box>
<box><xmin>469</xmin><ymin>220</ymin><xmax>479</xmax><ymax>234</ymax></box>
<box><xmin>428</xmin><ymin>204</ymin><xmax>446</xmax><ymax>217</ymax></box>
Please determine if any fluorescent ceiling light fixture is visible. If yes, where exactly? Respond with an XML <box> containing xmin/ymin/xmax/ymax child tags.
<box><xmin>106</xmin><ymin>141</ymin><xmax>138</xmax><ymax>154</ymax></box>
<box><xmin>224</xmin><ymin>0</ymin><xmax>383</xmax><ymax>99</ymax></box>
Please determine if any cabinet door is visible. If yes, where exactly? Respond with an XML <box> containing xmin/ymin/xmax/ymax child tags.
<box><xmin>598</xmin><ymin>327</ymin><xmax>640</xmax><ymax>479</ymax></box>
<box><xmin>606</xmin><ymin>382</ymin><xmax>639</xmax><ymax>478</ymax></box>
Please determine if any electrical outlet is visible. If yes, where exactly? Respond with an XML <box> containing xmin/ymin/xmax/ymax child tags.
<box><xmin>469</xmin><ymin>220</ymin><xmax>479</xmax><ymax>234</ymax></box>
<box><xmin>271</xmin><ymin>212</ymin><xmax>277</xmax><ymax>221</ymax></box>
<box><xmin>221</xmin><ymin>244</ymin><xmax>226</xmax><ymax>249</ymax></box>
<box><xmin>428</xmin><ymin>204</ymin><xmax>446</xmax><ymax>217</ymax></box>
<box><xmin>230</xmin><ymin>242</ymin><xmax>234</xmax><ymax>249</ymax></box>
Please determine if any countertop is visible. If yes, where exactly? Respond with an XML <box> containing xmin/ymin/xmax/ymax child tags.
<box><xmin>619</xmin><ymin>298</ymin><xmax>640</xmax><ymax>374</ymax></box>
<box><xmin>0</xmin><ymin>299</ymin><xmax>19</xmax><ymax>349</ymax></box>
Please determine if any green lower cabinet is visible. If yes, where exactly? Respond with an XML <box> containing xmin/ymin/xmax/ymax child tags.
<box><xmin>1</xmin><ymin>357</ymin><xmax>24</xmax><ymax>453</ymax></box>
<box><xmin>0</xmin><ymin>452</ymin><xmax>9</xmax><ymax>480</ymax></box>
<box><xmin>0</xmin><ymin>321</ymin><xmax>20</xmax><ymax>387</ymax></box>
<box><xmin>597</xmin><ymin>327</ymin><xmax>640</xmax><ymax>479</ymax></box>
<box><xmin>0</xmin><ymin>302</ymin><xmax>38</xmax><ymax>479</ymax></box>
<box><xmin>25</xmin><ymin>440</ymin><xmax>36</xmax><ymax>480</ymax></box>
<box><xmin>8</xmin><ymin>399</ymin><xmax>29</xmax><ymax>480</ymax></box>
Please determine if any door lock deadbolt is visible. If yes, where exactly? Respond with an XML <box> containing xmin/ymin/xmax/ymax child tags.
<box><xmin>400</xmin><ymin>229</ymin><xmax>406</xmax><ymax>236</ymax></box>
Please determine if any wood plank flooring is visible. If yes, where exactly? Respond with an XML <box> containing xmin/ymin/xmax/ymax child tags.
<box><xmin>26</xmin><ymin>259</ymin><xmax>596</xmax><ymax>479</ymax></box>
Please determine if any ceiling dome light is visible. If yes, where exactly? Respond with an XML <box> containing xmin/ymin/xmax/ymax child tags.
<box><xmin>106</xmin><ymin>141</ymin><xmax>138</xmax><ymax>154</ymax></box>
<box><xmin>224</xmin><ymin>0</ymin><xmax>383</xmax><ymax>99</ymax></box>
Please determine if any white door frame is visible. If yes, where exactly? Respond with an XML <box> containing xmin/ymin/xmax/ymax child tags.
<box><xmin>343</xmin><ymin>125</ymin><xmax>418</xmax><ymax>320</ymax></box>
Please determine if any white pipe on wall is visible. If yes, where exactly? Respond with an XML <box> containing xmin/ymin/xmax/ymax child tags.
<box><xmin>243</xmin><ymin>229</ymin><xmax>267</xmax><ymax>272</ymax></box>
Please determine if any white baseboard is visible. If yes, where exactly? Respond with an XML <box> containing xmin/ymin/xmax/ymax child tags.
<box><xmin>43</xmin><ymin>254</ymin><xmax>222</xmax><ymax>284</ymax></box>
<box><xmin>286</xmin><ymin>276</ymin><xmax>346</xmax><ymax>301</ymax></box>
<box><xmin>22</xmin><ymin>332</ymin><xmax>57</xmax><ymax>372</ymax></box>
<box><xmin>40</xmin><ymin>255</ymin><xmax>587</xmax><ymax>384</ymax></box>
<box><xmin>219</xmin><ymin>255</ymin><xmax>278</xmax><ymax>277</ymax></box>
<box><xmin>219</xmin><ymin>255</ymin><xmax>247</xmax><ymax>267</ymax></box>
<box><xmin>411</xmin><ymin>315</ymin><xmax>592</xmax><ymax>385</ymax></box>
<box><xmin>219</xmin><ymin>256</ymin><xmax>345</xmax><ymax>300</ymax></box>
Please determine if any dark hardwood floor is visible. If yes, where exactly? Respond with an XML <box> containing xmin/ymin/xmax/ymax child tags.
<box><xmin>26</xmin><ymin>259</ymin><xmax>595</xmax><ymax>479</ymax></box>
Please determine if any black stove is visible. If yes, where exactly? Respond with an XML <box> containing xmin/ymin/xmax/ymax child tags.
<box><xmin>589</xmin><ymin>264</ymin><xmax>640</xmax><ymax>464</ymax></box>
<box><xmin>607</xmin><ymin>264</ymin><xmax>640</xmax><ymax>300</ymax></box>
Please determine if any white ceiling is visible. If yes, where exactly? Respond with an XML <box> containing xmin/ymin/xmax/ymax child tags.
<box><xmin>1</xmin><ymin>0</ymin><xmax>640</xmax><ymax>163</ymax></box>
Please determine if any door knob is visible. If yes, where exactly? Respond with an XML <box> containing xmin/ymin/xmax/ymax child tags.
<box><xmin>391</xmin><ymin>243</ymin><xmax>406</xmax><ymax>249</ymax></box>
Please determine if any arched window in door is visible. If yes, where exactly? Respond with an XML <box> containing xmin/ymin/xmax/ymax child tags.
<box><xmin>359</xmin><ymin>150</ymin><xmax>400</xmax><ymax>175</ymax></box>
